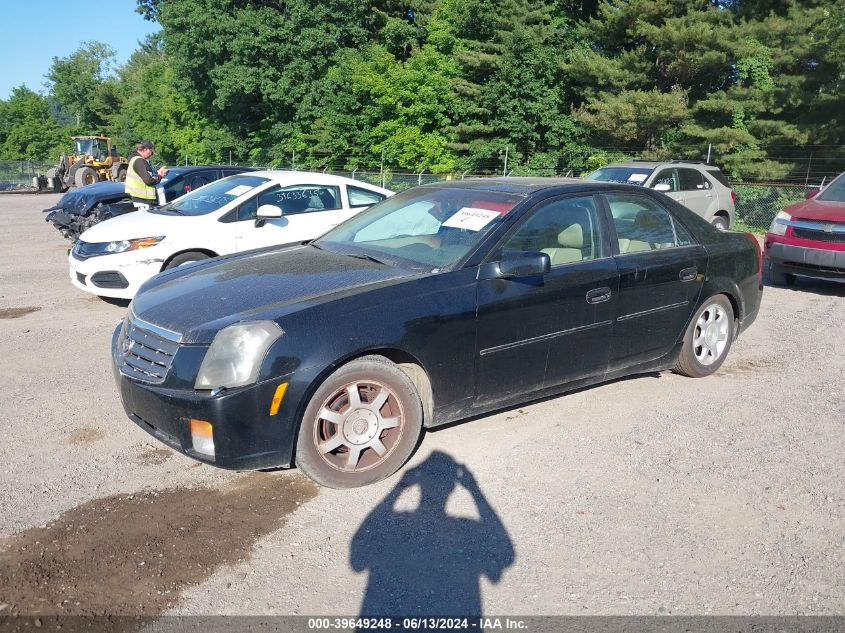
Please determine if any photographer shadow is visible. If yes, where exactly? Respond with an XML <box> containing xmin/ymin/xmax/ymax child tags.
<box><xmin>351</xmin><ymin>451</ymin><xmax>514</xmax><ymax>617</ymax></box>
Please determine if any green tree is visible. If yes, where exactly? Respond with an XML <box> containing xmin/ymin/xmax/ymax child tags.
<box><xmin>314</xmin><ymin>45</ymin><xmax>459</xmax><ymax>172</ymax></box>
<box><xmin>429</xmin><ymin>0</ymin><xmax>585</xmax><ymax>172</ymax></box>
<box><xmin>151</xmin><ymin>0</ymin><xmax>375</xmax><ymax>161</ymax></box>
<box><xmin>0</xmin><ymin>86</ymin><xmax>69</xmax><ymax>160</ymax></box>
<box><xmin>110</xmin><ymin>35</ymin><xmax>222</xmax><ymax>165</ymax></box>
<box><xmin>45</xmin><ymin>42</ymin><xmax>119</xmax><ymax>132</ymax></box>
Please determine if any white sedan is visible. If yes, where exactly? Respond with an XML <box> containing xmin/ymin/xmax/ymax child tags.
<box><xmin>68</xmin><ymin>171</ymin><xmax>393</xmax><ymax>299</ymax></box>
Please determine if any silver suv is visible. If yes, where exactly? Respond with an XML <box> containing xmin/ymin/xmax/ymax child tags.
<box><xmin>586</xmin><ymin>161</ymin><xmax>736</xmax><ymax>230</ymax></box>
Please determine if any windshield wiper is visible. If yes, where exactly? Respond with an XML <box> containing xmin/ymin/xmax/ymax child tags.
<box><xmin>345</xmin><ymin>252</ymin><xmax>389</xmax><ymax>265</ymax></box>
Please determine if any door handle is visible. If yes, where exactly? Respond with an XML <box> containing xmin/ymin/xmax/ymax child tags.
<box><xmin>586</xmin><ymin>287</ymin><xmax>612</xmax><ymax>304</ymax></box>
<box><xmin>679</xmin><ymin>267</ymin><xmax>697</xmax><ymax>282</ymax></box>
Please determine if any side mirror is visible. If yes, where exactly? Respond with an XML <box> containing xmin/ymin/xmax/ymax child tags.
<box><xmin>257</xmin><ymin>204</ymin><xmax>283</xmax><ymax>219</ymax></box>
<box><xmin>255</xmin><ymin>204</ymin><xmax>282</xmax><ymax>228</ymax></box>
<box><xmin>805</xmin><ymin>188</ymin><xmax>820</xmax><ymax>199</ymax></box>
<box><xmin>653</xmin><ymin>183</ymin><xmax>671</xmax><ymax>192</ymax></box>
<box><xmin>495</xmin><ymin>251</ymin><xmax>551</xmax><ymax>279</ymax></box>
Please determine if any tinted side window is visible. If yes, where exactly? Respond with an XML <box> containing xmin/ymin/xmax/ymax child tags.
<box><xmin>266</xmin><ymin>185</ymin><xmax>341</xmax><ymax>214</ymax></box>
<box><xmin>162</xmin><ymin>170</ymin><xmax>220</xmax><ymax>202</ymax></box>
<box><xmin>234</xmin><ymin>185</ymin><xmax>341</xmax><ymax>219</ymax></box>
<box><xmin>500</xmin><ymin>196</ymin><xmax>602</xmax><ymax>267</ymax></box>
<box><xmin>706</xmin><ymin>169</ymin><xmax>730</xmax><ymax>187</ymax></box>
<box><xmin>236</xmin><ymin>184</ymin><xmax>284</xmax><ymax>221</ymax></box>
<box><xmin>348</xmin><ymin>186</ymin><xmax>386</xmax><ymax>207</ymax></box>
<box><xmin>678</xmin><ymin>168</ymin><xmax>705</xmax><ymax>191</ymax></box>
<box><xmin>608</xmin><ymin>193</ymin><xmax>693</xmax><ymax>254</ymax></box>
<box><xmin>652</xmin><ymin>169</ymin><xmax>679</xmax><ymax>192</ymax></box>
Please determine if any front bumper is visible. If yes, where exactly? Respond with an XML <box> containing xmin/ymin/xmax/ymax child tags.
<box><xmin>764</xmin><ymin>238</ymin><xmax>845</xmax><ymax>283</ymax></box>
<box><xmin>69</xmin><ymin>249</ymin><xmax>164</xmax><ymax>299</ymax></box>
<box><xmin>111</xmin><ymin>326</ymin><xmax>300</xmax><ymax>470</ymax></box>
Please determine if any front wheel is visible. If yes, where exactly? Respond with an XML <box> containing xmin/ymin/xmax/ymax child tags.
<box><xmin>164</xmin><ymin>251</ymin><xmax>210</xmax><ymax>270</ymax></box>
<box><xmin>295</xmin><ymin>356</ymin><xmax>423</xmax><ymax>488</ymax></box>
<box><xmin>74</xmin><ymin>166</ymin><xmax>99</xmax><ymax>188</ymax></box>
<box><xmin>674</xmin><ymin>295</ymin><xmax>734</xmax><ymax>378</ymax></box>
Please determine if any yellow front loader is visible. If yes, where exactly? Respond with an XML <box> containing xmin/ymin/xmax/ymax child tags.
<box><xmin>35</xmin><ymin>135</ymin><xmax>129</xmax><ymax>192</ymax></box>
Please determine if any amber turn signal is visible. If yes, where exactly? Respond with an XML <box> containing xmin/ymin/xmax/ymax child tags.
<box><xmin>269</xmin><ymin>382</ymin><xmax>289</xmax><ymax>416</ymax></box>
<box><xmin>189</xmin><ymin>418</ymin><xmax>215</xmax><ymax>457</ymax></box>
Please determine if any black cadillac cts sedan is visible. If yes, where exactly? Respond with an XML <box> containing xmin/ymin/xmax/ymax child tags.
<box><xmin>113</xmin><ymin>178</ymin><xmax>763</xmax><ymax>488</ymax></box>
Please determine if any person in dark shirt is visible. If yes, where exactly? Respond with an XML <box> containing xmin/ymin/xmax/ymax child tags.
<box><xmin>124</xmin><ymin>140</ymin><xmax>169</xmax><ymax>209</ymax></box>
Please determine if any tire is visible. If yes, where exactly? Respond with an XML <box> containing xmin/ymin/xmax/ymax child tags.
<box><xmin>164</xmin><ymin>252</ymin><xmax>210</xmax><ymax>270</ymax></box>
<box><xmin>295</xmin><ymin>355</ymin><xmax>424</xmax><ymax>488</ymax></box>
<box><xmin>674</xmin><ymin>295</ymin><xmax>734</xmax><ymax>378</ymax></box>
<box><xmin>711</xmin><ymin>214</ymin><xmax>729</xmax><ymax>231</ymax></box>
<box><xmin>768</xmin><ymin>263</ymin><xmax>796</xmax><ymax>286</ymax></box>
<box><xmin>112</xmin><ymin>165</ymin><xmax>128</xmax><ymax>182</ymax></box>
<box><xmin>74</xmin><ymin>166</ymin><xmax>99</xmax><ymax>188</ymax></box>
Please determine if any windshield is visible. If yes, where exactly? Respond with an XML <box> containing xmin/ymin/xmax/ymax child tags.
<box><xmin>586</xmin><ymin>167</ymin><xmax>654</xmax><ymax>185</ymax></box>
<box><xmin>816</xmin><ymin>174</ymin><xmax>845</xmax><ymax>202</ymax></box>
<box><xmin>315</xmin><ymin>187</ymin><xmax>523</xmax><ymax>270</ymax></box>
<box><xmin>151</xmin><ymin>175</ymin><xmax>270</xmax><ymax>216</ymax></box>
<box><xmin>75</xmin><ymin>139</ymin><xmax>95</xmax><ymax>156</ymax></box>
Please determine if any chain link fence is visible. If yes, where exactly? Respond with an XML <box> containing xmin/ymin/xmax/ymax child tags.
<box><xmin>731</xmin><ymin>183</ymin><xmax>811</xmax><ymax>233</ymax></box>
<box><xmin>0</xmin><ymin>160</ymin><xmax>55</xmax><ymax>191</ymax></box>
<box><xmin>1</xmin><ymin>160</ymin><xmax>821</xmax><ymax>233</ymax></box>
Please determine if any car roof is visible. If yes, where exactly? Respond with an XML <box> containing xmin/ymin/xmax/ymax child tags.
<box><xmin>603</xmin><ymin>161</ymin><xmax>722</xmax><ymax>170</ymax></box>
<box><xmin>416</xmin><ymin>176</ymin><xmax>614</xmax><ymax>195</ymax></box>
<box><xmin>165</xmin><ymin>165</ymin><xmax>256</xmax><ymax>175</ymax></box>
<box><xmin>244</xmin><ymin>170</ymin><xmax>389</xmax><ymax>189</ymax></box>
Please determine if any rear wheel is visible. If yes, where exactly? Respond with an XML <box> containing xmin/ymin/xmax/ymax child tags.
<box><xmin>674</xmin><ymin>295</ymin><xmax>734</xmax><ymax>378</ymax></box>
<box><xmin>768</xmin><ymin>263</ymin><xmax>796</xmax><ymax>286</ymax></box>
<box><xmin>711</xmin><ymin>214</ymin><xmax>730</xmax><ymax>231</ymax></box>
<box><xmin>295</xmin><ymin>355</ymin><xmax>423</xmax><ymax>488</ymax></box>
<box><xmin>164</xmin><ymin>251</ymin><xmax>210</xmax><ymax>270</ymax></box>
<box><xmin>74</xmin><ymin>166</ymin><xmax>99</xmax><ymax>188</ymax></box>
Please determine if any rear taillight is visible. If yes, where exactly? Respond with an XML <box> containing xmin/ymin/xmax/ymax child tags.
<box><xmin>743</xmin><ymin>232</ymin><xmax>762</xmax><ymax>283</ymax></box>
<box><xmin>730</xmin><ymin>190</ymin><xmax>737</xmax><ymax>204</ymax></box>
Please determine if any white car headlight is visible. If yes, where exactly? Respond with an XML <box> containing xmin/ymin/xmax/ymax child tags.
<box><xmin>105</xmin><ymin>236</ymin><xmax>165</xmax><ymax>253</ymax></box>
<box><xmin>768</xmin><ymin>211</ymin><xmax>791</xmax><ymax>236</ymax></box>
<box><xmin>195</xmin><ymin>321</ymin><xmax>283</xmax><ymax>390</ymax></box>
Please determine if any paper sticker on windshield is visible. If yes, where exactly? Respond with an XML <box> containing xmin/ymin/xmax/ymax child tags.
<box><xmin>627</xmin><ymin>173</ymin><xmax>648</xmax><ymax>183</ymax></box>
<box><xmin>225</xmin><ymin>185</ymin><xmax>254</xmax><ymax>197</ymax></box>
<box><xmin>442</xmin><ymin>207</ymin><xmax>501</xmax><ymax>231</ymax></box>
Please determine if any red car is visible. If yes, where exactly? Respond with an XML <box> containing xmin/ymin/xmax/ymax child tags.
<box><xmin>764</xmin><ymin>172</ymin><xmax>845</xmax><ymax>285</ymax></box>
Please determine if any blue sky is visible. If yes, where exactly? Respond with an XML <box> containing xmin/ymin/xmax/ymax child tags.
<box><xmin>1</xmin><ymin>1</ymin><xmax>160</xmax><ymax>99</ymax></box>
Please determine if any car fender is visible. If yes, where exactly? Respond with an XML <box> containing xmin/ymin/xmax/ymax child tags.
<box><xmin>160</xmin><ymin>247</ymin><xmax>219</xmax><ymax>271</ymax></box>
<box><xmin>697</xmin><ymin>276</ymin><xmax>744</xmax><ymax>331</ymax></box>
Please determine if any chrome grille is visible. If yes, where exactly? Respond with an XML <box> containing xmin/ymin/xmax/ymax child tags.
<box><xmin>119</xmin><ymin>315</ymin><xmax>181</xmax><ymax>384</ymax></box>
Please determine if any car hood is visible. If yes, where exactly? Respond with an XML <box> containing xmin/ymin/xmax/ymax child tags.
<box><xmin>784</xmin><ymin>198</ymin><xmax>845</xmax><ymax>222</ymax></box>
<box><xmin>43</xmin><ymin>182</ymin><xmax>126</xmax><ymax>215</ymax></box>
<box><xmin>130</xmin><ymin>245</ymin><xmax>416</xmax><ymax>344</ymax></box>
<box><xmin>79</xmin><ymin>209</ymin><xmax>191</xmax><ymax>243</ymax></box>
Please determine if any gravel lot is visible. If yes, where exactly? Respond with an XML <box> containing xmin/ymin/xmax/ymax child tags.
<box><xmin>0</xmin><ymin>192</ymin><xmax>843</xmax><ymax>617</ymax></box>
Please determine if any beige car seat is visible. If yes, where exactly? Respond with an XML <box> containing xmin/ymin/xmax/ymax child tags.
<box><xmin>542</xmin><ymin>223</ymin><xmax>584</xmax><ymax>265</ymax></box>
<box><xmin>623</xmin><ymin>209</ymin><xmax>675</xmax><ymax>253</ymax></box>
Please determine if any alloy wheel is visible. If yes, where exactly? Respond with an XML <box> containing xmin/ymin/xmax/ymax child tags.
<box><xmin>313</xmin><ymin>380</ymin><xmax>405</xmax><ymax>472</ymax></box>
<box><xmin>693</xmin><ymin>303</ymin><xmax>730</xmax><ymax>366</ymax></box>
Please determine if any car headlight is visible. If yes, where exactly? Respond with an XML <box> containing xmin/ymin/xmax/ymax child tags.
<box><xmin>105</xmin><ymin>236</ymin><xmax>165</xmax><ymax>253</ymax></box>
<box><xmin>768</xmin><ymin>211</ymin><xmax>791</xmax><ymax>236</ymax></box>
<box><xmin>195</xmin><ymin>321</ymin><xmax>283</xmax><ymax>390</ymax></box>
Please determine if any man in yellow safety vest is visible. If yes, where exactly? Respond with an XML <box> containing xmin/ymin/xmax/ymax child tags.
<box><xmin>124</xmin><ymin>140</ymin><xmax>169</xmax><ymax>209</ymax></box>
